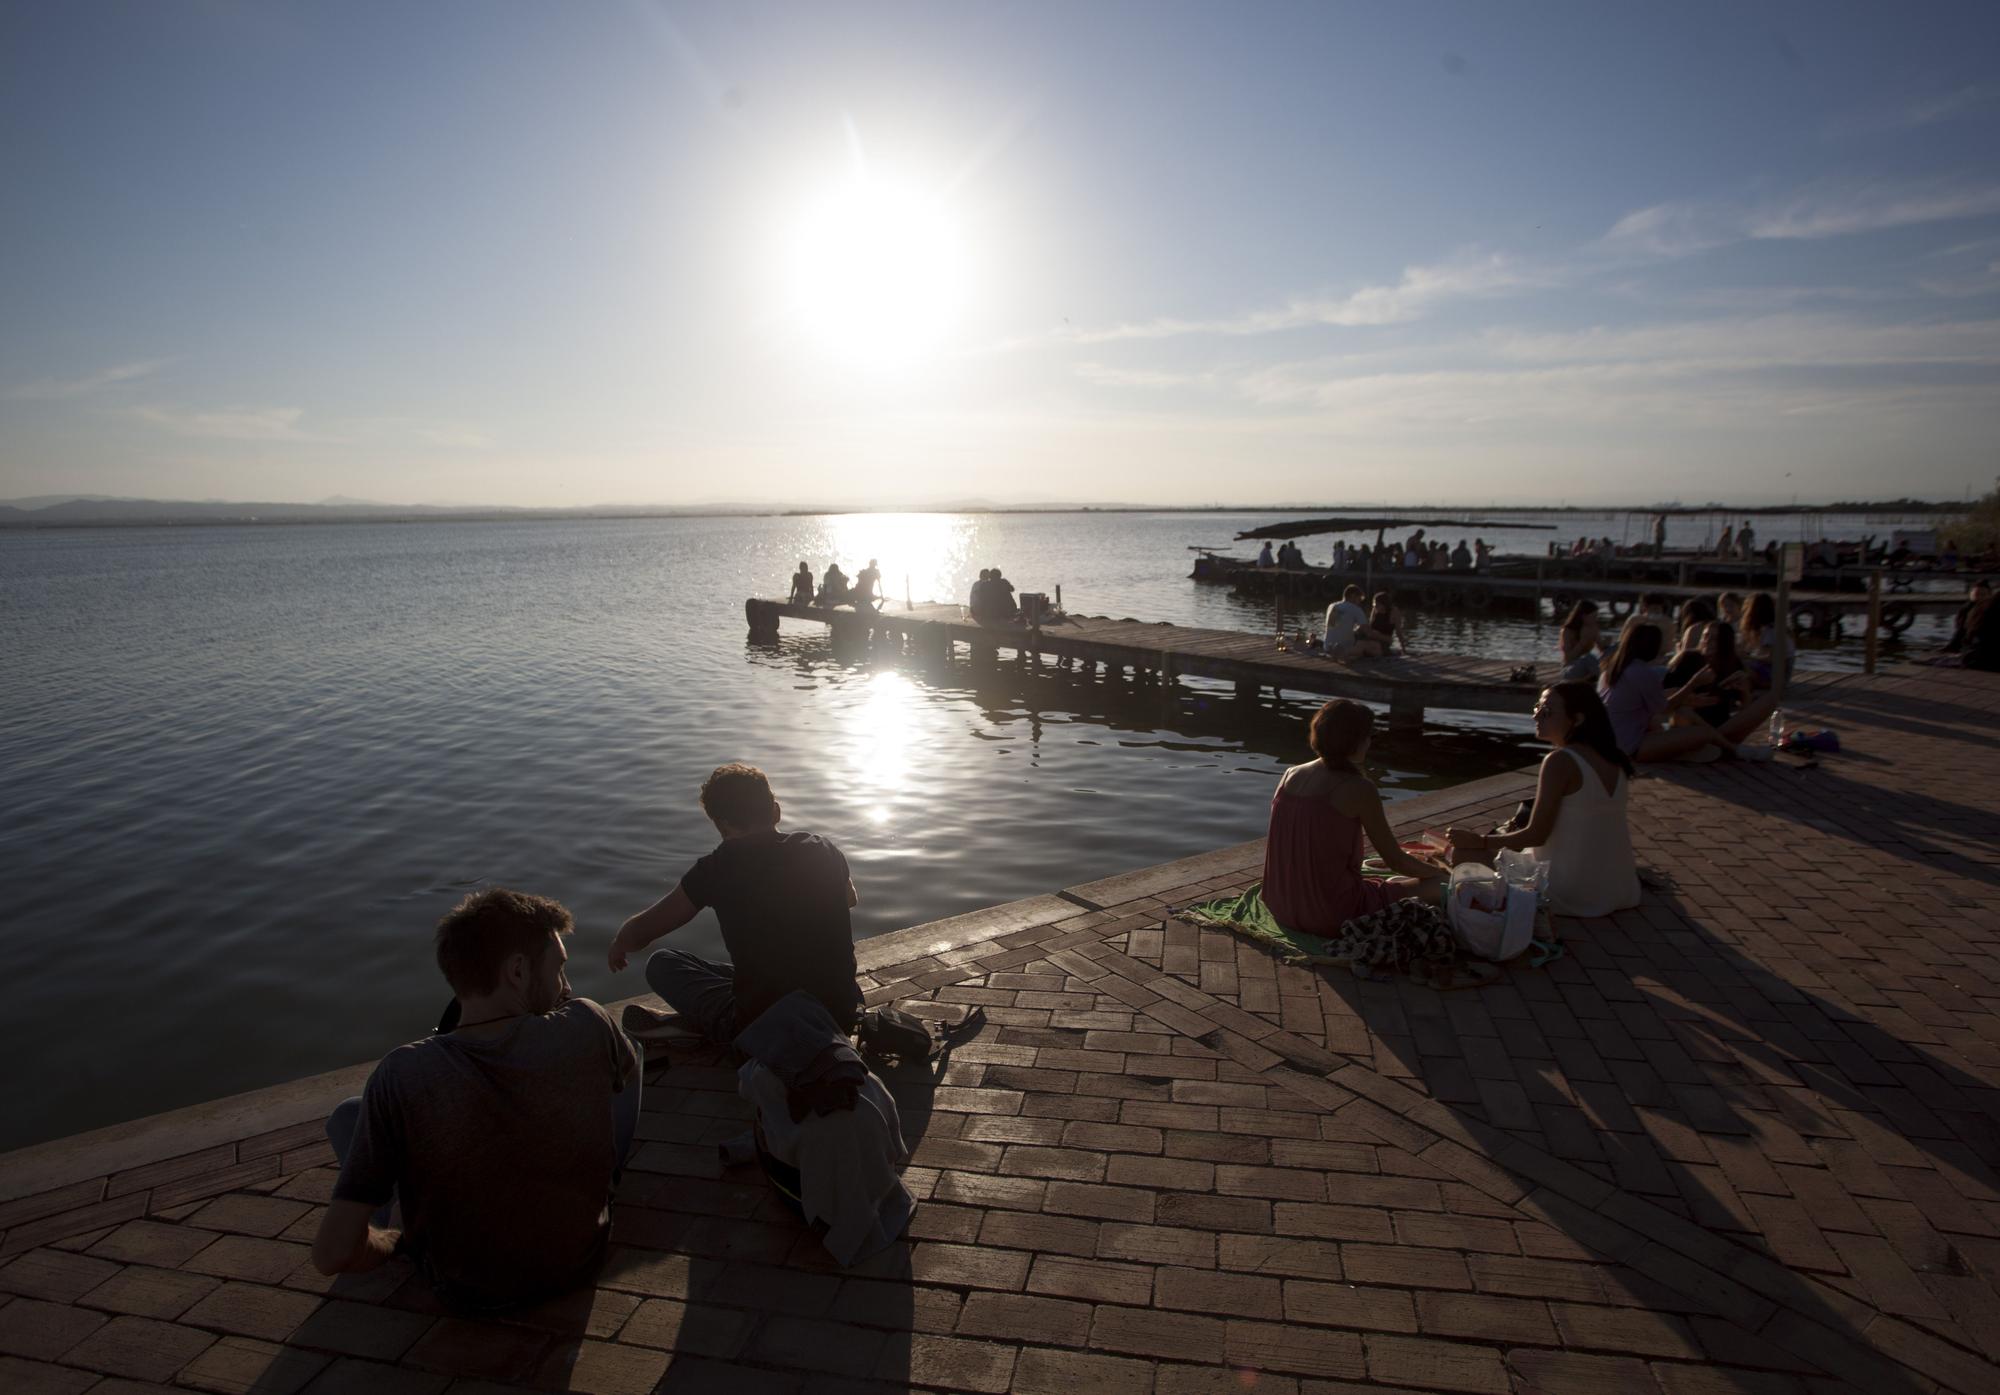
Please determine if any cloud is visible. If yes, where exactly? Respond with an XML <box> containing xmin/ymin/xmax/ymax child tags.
<box><xmin>1605</xmin><ymin>178</ymin><xmax>2000</xmax><ymax>257</ymax></box>
<box><xmin>990</xmin><ymin>254</ymin><xmax>1532</xmax><ymax>353</ymax></box>
<box><xmin>1072</xmin><ymin>363</ymin><xmax>1210</xmax><ymax>390</ymax></box>
<box><xmin>416</xmin><ymin>426</ymin><xmax>495</xmax><ymax>448</ymax></box>
<box><xmin>6</xmin><ymin>359</ymin><xmax>168</xmax><ymax>401</ymax></box>
<box><xmin>1832</xmin><ymin>84</ymin><xmax>1998</xmax><ymax>136</ymax></box>
<box><xmin>1119</xmin><ymin>310</ymin><xmax>2000</xmax><ymax>435</ymax></box>
<box><xmin>128</xmin><ymin>404</ymin><xmax>328</xmax><ymax>442</ymax></box>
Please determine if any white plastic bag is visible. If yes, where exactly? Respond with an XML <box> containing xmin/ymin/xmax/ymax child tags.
<box><xmin>1494</xmin><ymin>848</ymin><xmax>1550</xmax><ymax>897</ymax></box>
<box><xmin>1448</xmin><ymin>861</ymin><xmax>1536</xmax><ymax>962</ymax></box>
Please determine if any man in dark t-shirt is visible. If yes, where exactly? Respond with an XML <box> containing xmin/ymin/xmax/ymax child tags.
<box><xmin>313</xmin><ymin>889</ymin><xmax>640</xmax><ymax>1310</ymax></box>
<box><xmin>610</xmin><ymin>763</ymin><xmax>861</xmax><ymax>1043</ymax></box>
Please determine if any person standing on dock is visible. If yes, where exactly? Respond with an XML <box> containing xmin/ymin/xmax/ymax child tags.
<box><xmin>1651</xmin><ymin>513</ymin><xmax>1667</xmax><ymax>558</ymax></box>
<box><xmin>1716</xmin><ymin>522</ymin><xmax>1735</xmax><ymax>559</ymax></box>
<box><xmin>1737</xmin><ymin>519</ymin><xmax>1756</xmax><ymax>560</ymax></box>
<box><xmin>608</xmin><ymin>763</ymin><xmax>862</xmax><ymax>1044</ymax></box>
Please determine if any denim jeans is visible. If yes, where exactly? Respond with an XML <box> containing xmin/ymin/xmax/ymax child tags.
<box><xmin>643</xmin><ymin>947</ymin><xmax>739</xmax><ymax>1045</ymax></box>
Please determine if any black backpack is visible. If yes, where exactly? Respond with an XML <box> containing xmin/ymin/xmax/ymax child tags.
<box><xmin>853</xmin><ymin>1006</ymin><xmax>937</xmax><ymax>1064</ymax></box>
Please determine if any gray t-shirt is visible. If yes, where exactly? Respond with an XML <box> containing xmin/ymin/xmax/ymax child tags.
<box><xmin>333</xmin><ymin>998</ymin><xmax>638</xmax><ymax>1309</ymax></box>
<box><xmin>1324</xmin><ymin>600</ymin><xmax>1369</xmax><ymax>650</ymax></box>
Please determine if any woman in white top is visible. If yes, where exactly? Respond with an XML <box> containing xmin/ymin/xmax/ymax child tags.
<box><xmin>1445</xmin><ymin>681</ymin><xmax>1642</xmax><ymax>917</ymax></box>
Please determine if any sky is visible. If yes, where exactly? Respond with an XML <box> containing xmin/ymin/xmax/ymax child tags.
<box><xmin>3</xmin><ymin>0</ymin><xmax>1998</xmax><ymax>508</ymax></box>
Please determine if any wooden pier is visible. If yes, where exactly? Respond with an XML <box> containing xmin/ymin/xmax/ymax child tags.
<box><xmin>745</xmin><ymin>598</ymin><xmax>1538</xmax><ymax>728</ymax></box>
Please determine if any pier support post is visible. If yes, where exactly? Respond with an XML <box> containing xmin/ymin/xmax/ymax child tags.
<box><xmin>829</xmin><ymin>613</ymin><xmax>867</xmax><ymax>651</ymax></box>
<box><xmin>1388</xmin><ymin>690</ymin><xmax>1424</xmax><ymax>733</ymax></box>
<box><xmin>1234</xmin><ymin>679</ymin><xmax>1258</xmax><ymax>703</ymax></box>
<box><xmin>746</xmin><ymin>599</ymin><xmax>781</xmax><ymax>642</ymax></box>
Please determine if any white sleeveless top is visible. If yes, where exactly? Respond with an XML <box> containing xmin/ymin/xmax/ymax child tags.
<box><xmin>1530</xmin><ymin>747</ymin><xmax>1642</xmax><ymax>918</ymax></box>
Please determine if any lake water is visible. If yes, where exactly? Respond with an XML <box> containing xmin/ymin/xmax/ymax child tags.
<box><xmin>0</xmin><ymin>509</ymin><xmax>1956</xmax><ymax>1148</ymax></box>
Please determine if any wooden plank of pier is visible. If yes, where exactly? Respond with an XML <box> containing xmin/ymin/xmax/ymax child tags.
<box><xmin>746</xmin><ymin>598</ymin><xmax>1539</xmax><ymax>726</ymax></box>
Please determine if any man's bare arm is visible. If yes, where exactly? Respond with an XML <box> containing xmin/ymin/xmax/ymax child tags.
<box><xmin>311</xmin><ymin>1199</ymin><xmax>399</xmax><ymax>1276</ymax></box>
<box><xmin>609</xmin><ymin>883</ymin><xmax>699</xmax><ymax>972</ymax></box>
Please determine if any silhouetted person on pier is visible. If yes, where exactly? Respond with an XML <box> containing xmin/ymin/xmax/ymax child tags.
<box><xmin>1450</xmin><ymin>539</ymin><xmax>1472</xmax><ymax>571</ymax></box>
<box><xmin>789</xmin><ymin>562</ymin><xmax>815</xmax><ymax>606</ymax></box>
<box><xmin>853</xmin><ymin>558</ymin><xmax>882</xmax><ymax>613</ymax></box>
<box><xmin>970</xmin><ymin>566</ymin><xmax>1017</xmax><ymax>620</ymax></box>
<box><xmin>313</xmin><ymin>890</ymin><xmax>640</xmax><ymax>1310</ymax></box>
<box><xmin>819</xmin><ymin>562</ymin><xmax>849</xmax><ymax>606</ymax></box>
<box><xmin>609</xmin><ymin>764</ymin><xmax>861</xmax><ymax>1043</ymax></box>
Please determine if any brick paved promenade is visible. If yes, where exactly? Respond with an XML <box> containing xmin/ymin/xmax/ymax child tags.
<box><xmin>2</xmin><ymin>665</ymin><xmax>1996</xmax><ymax>1393</ymax></box>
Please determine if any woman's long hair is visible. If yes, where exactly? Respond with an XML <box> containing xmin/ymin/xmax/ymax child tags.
<box><xmin>1602</xmin><ymin>621</ymin><xmax>1663</xmax><ymax>692</ymax></box>
<box><xmin>1550</xmin><ymin>680</ymin><xmax>1634</xmax><ymax>775</ymax></box>
<box><xmin>1742</xmin><ymin>591</ymin><xmax>1775</xmax><ymax>635</ymax></box>
<box><xmin>1703</xmin><ymin>620</ymin><xmax>1742</xmax><ymax>678</ymax></box>
<box><xmin>1308</xmin><ymin>698</ymin><xmax>1372</xmax><ymax>777</ymax></box>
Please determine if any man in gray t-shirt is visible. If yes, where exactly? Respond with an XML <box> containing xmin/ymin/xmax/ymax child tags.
<box><xmin>312</xmin><ymin>889</ymin><xmax>639</xmax><ymax>1310</ymax></box>
<box><xmin>1322</xmin><ymin>585</ymin><xmax>1381</xmax><ymax>660</ymax></box>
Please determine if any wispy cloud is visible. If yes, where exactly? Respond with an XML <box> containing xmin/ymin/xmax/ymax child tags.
<box><xmin>1605</xmin><ymin>178</ymin><xmax>2000</xmax><ymax>257</ymax></box>
<box><xmin>1831</xmin><ymin>84</ymin><xmax>1999</xmax><ymax>136</ymax></box>
<box><xmin>1072</xmin><ymin>363</ymin><xmax>1212</xmax><ymax>390</ymax></box>
<box><xmin>6</xmin><ymin>359</ymin><xmax>168</xmax><ymax>401</ymax></box>
<box><xmin>988</xmin><ymin>254</ymin><xmax>1532</xmax><ymax>352</ymax></box>
<box><xmin>1087</xmin><ymin>311</ymin><xmax>2000</xmax><ymax>434</ymax></box>
<box><xmin>416</xmin><ymin>426</ymin><xmax>495</xmax><ymax>449</ymax></box>
<box><xmin>128</xmin><ymin>404</ymin><xmax>329</xmax><ymax>442</ymax></box>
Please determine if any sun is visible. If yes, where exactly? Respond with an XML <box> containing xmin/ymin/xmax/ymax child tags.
<box><xmin>785</xmin><ymin>170</ymin><xmax>964</xmax><ymax>372</ymax></box>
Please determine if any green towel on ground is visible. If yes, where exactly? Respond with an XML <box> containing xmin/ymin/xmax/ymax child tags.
<box><xmin>1177</xmin><ymin>882</ymin><xmax>1566</xmax><ymax>974</ymax></box>
<box><xmin>1178</xmin><ymin>883</ymin><xmax>1345</xmax><ymax>966</ymax></box>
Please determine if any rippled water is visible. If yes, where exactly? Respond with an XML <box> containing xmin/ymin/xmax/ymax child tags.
<box><xmin>0</xmin><ymin>510</ymin><xmax>1956</xmax><ymax>1147</ymax></box>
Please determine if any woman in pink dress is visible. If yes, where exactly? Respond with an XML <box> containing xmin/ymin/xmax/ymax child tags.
<box><xmin>1261</xmin><ymin>700</ymin><xmax>1449</xmax><ymax>936</ymax></box>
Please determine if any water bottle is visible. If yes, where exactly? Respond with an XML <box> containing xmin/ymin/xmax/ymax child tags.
<box><xmin>1768</xmin><ymin>705</ymin><xmax>1784</xmax><ymax>748</ymax></box>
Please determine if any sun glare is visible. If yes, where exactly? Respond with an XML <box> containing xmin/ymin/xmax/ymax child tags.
<box><xmin>785</xmin><ymin>172</ymin><xmax>964</xmax><ymax>371</ymax></box>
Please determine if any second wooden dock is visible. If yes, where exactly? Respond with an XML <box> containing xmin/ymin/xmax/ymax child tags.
<box><xmin>746</xmin><ymin>598</ymin><xmax>1539</xmax><ymax>728</ymax></box>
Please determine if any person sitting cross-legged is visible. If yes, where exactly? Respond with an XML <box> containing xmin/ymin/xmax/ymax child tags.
<box><xmin>610</xmin><ymin>763</ymin><xmax>862</xmax><ymax>1044</ymax></box>
<box><xmin>312</xmin><ymin>889</ymin><xmax>640</xmax><ymax>1311</ymax></box>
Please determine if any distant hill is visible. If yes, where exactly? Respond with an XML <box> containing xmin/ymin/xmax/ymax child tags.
<box><xmin>0</xmin><ymin>494</ymin><xmax>1972</xmax><ymax>529</ymax></box>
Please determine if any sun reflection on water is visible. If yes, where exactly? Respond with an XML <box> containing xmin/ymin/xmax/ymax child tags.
<box><xmin>814</xmin><ymin>512</ymin><xmax>974</xmax><ymax>609</ymax></box>
<box><xmin>842</xmin><ymin>668</ymin><xmax>918</xmax><ymax>828</ymax></box>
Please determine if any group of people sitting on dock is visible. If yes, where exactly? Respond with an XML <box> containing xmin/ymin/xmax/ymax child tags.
<box><xmin>1256</xmin><ymin>538</ymin><xmax>1310</xmax><ymax>568</ymax></box>
<box><xmin>1322</xmin><ymin>584</ymin><xmax>1410</xmax><ymax>659</ymax></box>
<box><xmin>791</xmin><ymin>558</ymin><xmax>883</xmax><ymax>612</ymax></box>
<box><xmin>967</xmin><ymin>567</ymin><xmax>1019</xmax><ymax>620</ymax></box>
<box><xmin>1553</xmin><ymin>590</ymin><xmax>1782</xmax><ymax>764</ymax></box>
<box><xmin>1256</xmin><ymin>532</ymin><xmax>1493</xmax><ymax>573</ymax></box>
<box><xmin>314</xmin><ymin>764</ymin><xmax>892</xmax><ymax>1311</ymax></box>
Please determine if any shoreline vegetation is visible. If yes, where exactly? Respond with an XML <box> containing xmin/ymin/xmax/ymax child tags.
<box><xmin>0</xmin><ymin>495</ymin><xmax>1976</xmax><ymax>531</ymax></box>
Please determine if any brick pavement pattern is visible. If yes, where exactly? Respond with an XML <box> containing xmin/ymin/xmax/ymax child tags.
<box><xmin>0</xmin><ymin>665</ymin><xmax>1994</xmax><ymax>1392</ymax></box>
